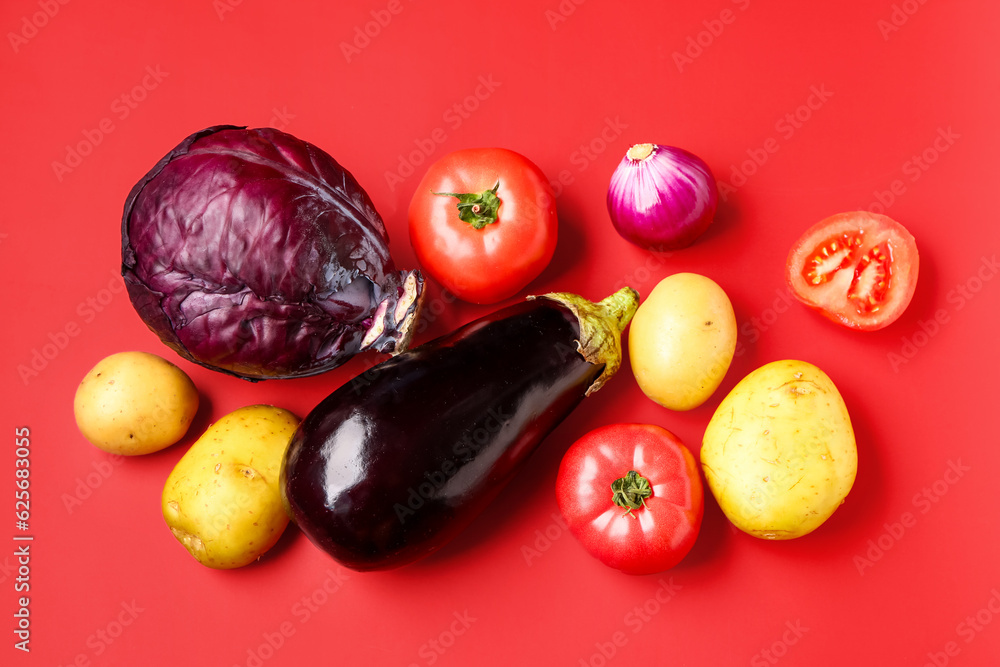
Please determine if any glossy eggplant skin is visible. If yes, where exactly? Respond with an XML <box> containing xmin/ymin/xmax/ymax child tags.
<box><xmin>281</xmin><ymin>298</ymin><xmax>602</xmax><ymax>571</ymax></box>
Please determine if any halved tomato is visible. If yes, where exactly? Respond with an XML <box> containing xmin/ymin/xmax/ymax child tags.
<box><xmin>786</xmin><ymin>211</ymin><xmax>919</xmax><ymax>331</ymax></box>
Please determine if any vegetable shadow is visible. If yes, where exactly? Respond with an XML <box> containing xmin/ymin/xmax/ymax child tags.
<box><xmin>128</xmin><ymin>386</ymin><xmax>215</xmax><ymax>468</ymax></box>
<box><xmin>878</xmin><ymin>241</ymin><xmax>937</xmax><ymax>332</ymax></box>
<box><xmin>384</xmin><ymin>383</ymin><xmax>730</xmax><ymax>575</ymax></box>
<box><xmin>392</xmin><ymin>396</ymin><xmax>605</xmax><ymax>574</ymax></box>
<box><xmin>533</xmin><ymin>196</ymin><xmax>589</xmax><ymax>288</ymax></box>
<box><xmin>697</xmin><ymin>193</ymin><xmax>741</xmax><ymax>247</ymax></box>
<box><xmin>805</xmin><ymin>372</ymin><xmax>886</xmax><ymax>544</ymax></box>
<box><xmin>250</xmin><ymin>519</ymin><xmax>303</xmax><ymax>569</ymax></box>
<box><xmin>672</xmin><ymin>482</ymin><xmax>730</xmax><ymax>572</ymax></box>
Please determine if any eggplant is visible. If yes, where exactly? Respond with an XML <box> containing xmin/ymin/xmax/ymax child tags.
<box><xmin>281</xmin><ymin>288</ymin><xmax>639</xmax><ymax>571</ymax></box>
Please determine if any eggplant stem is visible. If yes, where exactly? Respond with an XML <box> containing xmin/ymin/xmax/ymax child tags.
<box><xmin>528</xmin><ymin>287</ymin><xmax>640</xmax><ymax>396</ymax></box>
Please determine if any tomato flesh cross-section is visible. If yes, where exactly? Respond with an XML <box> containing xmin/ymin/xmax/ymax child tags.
<box><xmin>787</xmin><ymin>212</ymin><xmax>919</xmax><ymax>331</ymax></box>
<box><xmin>801</xmin><ymin>232</ymin><xmax>862</xmax><ymax>286</ymax></box>
<box><xmin>846</xmin><ymin>241</ymin><xmax>893</xmax><ymax>314</ymax></box>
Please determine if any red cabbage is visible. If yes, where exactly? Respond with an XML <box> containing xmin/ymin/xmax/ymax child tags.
<box><xmin>121</xmin><ymin>125</ymin><xmax>424</xmax><ymax>380</ymax></box>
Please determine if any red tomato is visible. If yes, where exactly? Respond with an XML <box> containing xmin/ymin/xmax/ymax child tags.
<box><xmin>556</xmin><ymin>423</ymin><xmax>703</xmax><ymax>575</ymax></box>
<box><xmin>408</xmin><ymin>148</ymin><xmax>558</xmax><ymax>304</ymax></box>
<box><xmin>786</xmin><ymin>211</ymin><xmax>919</xmax><ymax>330</ymax></box>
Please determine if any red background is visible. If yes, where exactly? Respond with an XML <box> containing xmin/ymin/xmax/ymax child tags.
<box><xmin>3</xmin><ymin>0</ymin><xmax>999</xmax><ymax>665</ymax></box>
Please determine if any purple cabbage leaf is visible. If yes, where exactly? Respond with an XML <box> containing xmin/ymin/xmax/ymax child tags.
<box><xmin>121</xmin><ymin>125</ymin><xmax>423</xmax><ymax>380</ymax></box>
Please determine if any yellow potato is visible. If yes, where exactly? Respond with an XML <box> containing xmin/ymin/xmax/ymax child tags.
<box><xmin>73</xmin><ymin>351</ymin><xmax>199</xmax><ymax>455</ymax></box>
<box><xmin>162</xmin><ymin>405</ymin><xmax>299</xmax><ymax>569</ymax></box>
<box><xmin>701</xmin><ymin>360</ymin><xmax>857</xmax><ymax>539</ymax></box>
<box><xmin>629</xmin><ymin>273</ymin><xmax>737</xmax><ymax>410</ymax></box>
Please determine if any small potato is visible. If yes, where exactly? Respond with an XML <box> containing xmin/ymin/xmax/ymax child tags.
<box><xmin>629</xmin><ymin>273</ymin><xmax>737</xmax><ymax>411</ymax></box>
<box><xmin>74</xmin><ymin>351</ymin><xmax>199</xmax><ymax>455</ymax></box>
<box><xmin>162</xmin><ymin>405</ymin><xmax>299</xmax><ymax>569</ymax></box>
<box><xmin>701</xmin><ymin>360</ymin><xmax>857</xmax><ymax>539</ymax></box>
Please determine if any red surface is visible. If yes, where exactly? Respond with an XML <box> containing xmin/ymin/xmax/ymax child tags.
<box><xmin>3</xmin><ymin>1</ymin><xmax>999</xmax><ymax>665</ymax></box>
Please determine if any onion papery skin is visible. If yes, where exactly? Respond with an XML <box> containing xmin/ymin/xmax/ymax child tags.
<box><xmin>607</xmin><ymin>143</ymin><xmax>718</xmax><ymax>251</ymax></box>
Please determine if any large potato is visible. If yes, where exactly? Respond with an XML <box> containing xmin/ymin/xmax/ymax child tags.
<box><xmin>162</xmin><ymin>405</ymin><xmax>300</xmax><ymax>569</ymax></box>
<box><xmin>700</xmin><ymin>360</ymin><xmax>857</xmax><ymax>539</ymax></box>
<box><xmin>74</xmin><ymin>351</ymin><xmax>199</xmax><ymax>455</ymax></box>
<box><xmin>629</xmin><ymin>273</ymin><xmax>737</xmax><ymax>410</ymax></box>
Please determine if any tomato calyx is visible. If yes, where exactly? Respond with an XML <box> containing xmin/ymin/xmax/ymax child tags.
<box><xmin>611</xmin><ymin>470</ymin><xmax>653</xmax><ymax>517</ymax></box>
<box><xmin>433</xmin><ymin>181</ymin><xmax>502</xmax><ymax>230</ymax></box>
<box><xmin>557</xmin><ymin>423</ymin><xmax>704</xmax><ymax>574</ymax></box>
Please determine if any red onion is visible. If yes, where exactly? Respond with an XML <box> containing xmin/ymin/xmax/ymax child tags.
<box><xmin>607</xmin><ymin>143</ymin><xmax>718</xmax><ymax>250</ymax></box>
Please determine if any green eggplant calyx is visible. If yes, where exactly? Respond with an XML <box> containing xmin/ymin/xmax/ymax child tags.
<box><xmin>612</xmin><ymin>470</ymin><xmax>653</xmax><ymax>517</ymax></box>
<box><xmin>433</xmin><ymin>181</ymin><xmax>501</xmax><ymax>229</ymax></box>
<box><xmin>529</xmin><ymin>286</ymin><xmax>640</xmax><ymax>396</ymax></box>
